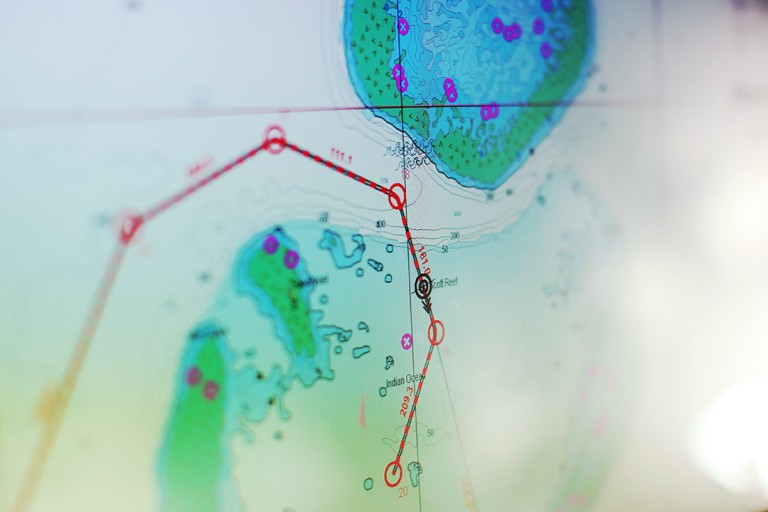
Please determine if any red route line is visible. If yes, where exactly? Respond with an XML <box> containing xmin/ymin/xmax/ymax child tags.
<box><xmin>396</xmin><ymin>344</ymin><xmax>435</xmax><ymax>461</ymax></box>
<box><xmin>12</xmin><ymin>244</ymin><xmax>127</xmax><ymax>512</ymax></box>
<box><xmin>144</xmin><ymin>143</ymin><xmax>267</xmax><ymax>221</ymax></box>
<box><xmin>390</xmin><ymin>198</ymin><xmax>442</xmax><ymax>468</ymax></box>
<box><xmin>284</xmin><ymin>142</ymin><xmax>389</xmax><ymax>195</ymax></box>
<box><xmin>399</xmin><ymin>208</ymin><xmax>421</xmax><ymax>274</ymax></box>
<box><xmin>13</xmin><ymin>130</ymin><xmax>421</xmax><ymax>511</ymax></box>
<box><xmin>283</xmin><ymin>135</ymin><xmax>443</xmax><ymax>469</ymax></box>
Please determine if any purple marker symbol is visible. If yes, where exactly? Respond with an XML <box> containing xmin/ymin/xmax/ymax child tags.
<box><xmin>396</xmin><ymin>76</ymin><xmax>409</xmax><ymax>93</ymax></box>
<box><xmin>284</xmin><ymin>250</ymin><xmax>300</xmax><ymax>270</ymax></box>
<box><xmin>480</xmin><ymin>102</ymin><xmax>500</xmax><ymax>121</ymax></box>
<box><xmin>392</xmin><ymin>64</ymin><xmax>408</xmax><ymax>92</ymax></box>
<box><xmin>203</xmin><ymin>380</ymin><xmax>219</xmax><ymax>401</ymax></box>
<box><xmin>401</xmin><ymin>333</ymin><xmax>413</xmax><ymax>350</ymax></box>
<box><xmin>397</xmin><ymin>17</ymin><xmax>410</xmax><ymax>36</ymax></box>
<box><xmin>541</xmin><ymin>0</ymin><xmax>553</xmax><ymax>12</ymax></box>
<box><xmin>502</xmin><ymin>25</ymin><xmax>513</xmax><ymax>42</ymax></box>
<box><xmin>263</xmin><ymin>234</ymin><xmax>279</xmax><ymax>254</ymax></box>
<box><xmin>491</xmin><ymin>17</ymin><xmax>503</xmax><ymax>34</ymax></box>
<box><xmin>443</xmin><ymin>78</ymin><xmax>458</xmax><ymax>103</ymax></box>
<box><xmin>540</xmin><ymin>41</ymin><xmax>552</xmax><ymax>59</ymax></box>
<box><xmin>533</xmin><ymin>17</ymin><xmax>545</xmax><ymax>35</ymax></box>
<box><xmin>502</xmin><ymin>23</ymin><xmax>522</xmax><ymax>42</ymax></box>
<box><xmin>186</xmin><ymin>366</ymin><xmax>202</xmax><ymax>386</ymax></box>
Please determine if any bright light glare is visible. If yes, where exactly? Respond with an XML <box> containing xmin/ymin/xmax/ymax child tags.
<box><xmin>690</xmin><ymin>379</ymin><xmax>768</xmax><ymax>497</ymax></box>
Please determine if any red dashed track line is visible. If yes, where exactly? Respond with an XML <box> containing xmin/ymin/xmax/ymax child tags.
<box><xmin>284</xmin><ymin>142</ymin><xmax>390</xmax><ymax>196</ymax></box>
<box><xmin>385</xmin><ymin>192</ymin><xmax>443</xmax><ymax>483</ymax></box>
<box><xmin>396</xmin><ymin>344</ymin><xmax>435</xmax><ymax>461</ymax></box>
<box><xmin>144</xmin><ymin>143</ymin><xmax>267</xmax><ymax>221</ymax></box>
<box><xmin>399</xmin><ymin>208</ymin><xmax>421</xmax><ymax>273</ymax></box>
<box><xmin>13</xmin><ymin>126</ymin><xmax>439</xmax><ymax>510</ymax></box>
<box><xmin>12</xmin><ymin>244</ymin><xmax>127</xmax><ymax>512</ymax></box>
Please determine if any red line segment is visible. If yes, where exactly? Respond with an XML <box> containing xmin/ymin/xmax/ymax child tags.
<box><xmin>13</xmin><ymin>244</ymin><xmax>127</xmax><ymax>512</ymax></box>
<box><xmin>284</xmin><ymin>142</ymin><xmax>389</xmax><ymax>195</ymax></box>
<box><xmin>395</xmin><ymin>343</ymin><xmax>437</xmax><ymax>462</ymax></box>
<box><xmin>143</xmin><ymin>144</ymin><xmax>266</xmax><ymax>221</ymax></box>
<box><xmin>15</xmin><ymin>128</ymin><xmax>442</xmax><ymax>508</ymax></box>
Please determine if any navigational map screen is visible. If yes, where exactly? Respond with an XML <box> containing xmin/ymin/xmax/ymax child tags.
<box><xmin>2</xmin><ymin>1</ymin><xmax>768</xmax><ymax>511</ymax></box>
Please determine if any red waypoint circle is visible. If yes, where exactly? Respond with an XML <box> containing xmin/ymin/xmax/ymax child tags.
<box><xmin>114</xmin><ymin>209</ymin><xmax>144</xmax><ymax>246</ymax></box>
<box><xmin>384</xmin><ymin>460</ymin><xmax>403</xmax><ymax>487</ymax></box>
<box><xmin>427</xmin><ymin>319</ymin><xmax>445</xmax><ymax>346</ymax></box>
<box><xmin>264</xmin><ymin>125</ymin><xmax>287</xmax><ymax>154</ymax></box>
<box><xmin>388</xmin><ymin>183</ymin><xmax>406</xmax><ymax>210</ymax></box>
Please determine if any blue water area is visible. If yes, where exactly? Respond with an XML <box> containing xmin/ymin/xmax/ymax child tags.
<box><xmin>319</xmin><ymin>229</ymin><xmax>366</xmax><ymax>269</ymax></box>
<box><xmin>235</xmin><ymin>228</ymin><xmax>333</xmax><ymax>387</ymax></box>
<box><xmin>352</xmin><ymin>345</ymin><xmax>371</xmax><ymax>359</ymax></box>
<box><xmin>407</xmin><ymin>461</ymin><xmax>423</xmax><ymax>487</ymax></box>
<box><xmin>158</xmin><ymin>222</ymin><xmax>409</xmax><ymax>510</ymax></box>
<box><xmin>344</xmin><ymin>0</ymin><xmax>594</xmax><ymax>189</ymax></box>
<box><xmin>157</xmin><ymin>322</ymin><xmax>239</xmax><ymax>512</ymax></box>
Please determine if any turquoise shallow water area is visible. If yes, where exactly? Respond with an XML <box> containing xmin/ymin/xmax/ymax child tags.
<box><xmin>345</xmin><ymin>0</ymin><xmax>594</xmax><ymax>188</ymax></box>
<box><xmin>155</xmin><ymin>171</ymin><xmax>625</xmax><ymax>511</ymax></box>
